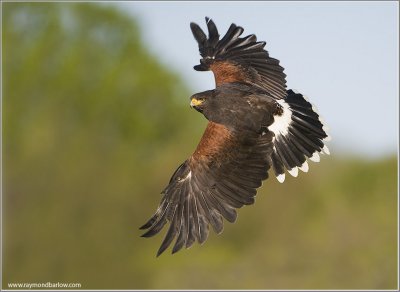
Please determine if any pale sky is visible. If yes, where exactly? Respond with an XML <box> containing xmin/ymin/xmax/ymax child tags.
<box><xmin>112</xmin><ymin>1</ymin><xmax>398</xmax><ymax>158</ymax></box>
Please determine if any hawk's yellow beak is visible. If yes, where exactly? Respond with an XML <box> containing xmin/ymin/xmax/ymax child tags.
<box><xmin>190</xmin><ymin>98</ymin><xmax>204</xmax><ymax>107</ymax></box>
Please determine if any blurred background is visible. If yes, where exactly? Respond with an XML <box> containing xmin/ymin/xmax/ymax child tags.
<box><xmin>2</xmin><ymin>2</ymin><xmax>398</xmax><ymax>290</ymax></box>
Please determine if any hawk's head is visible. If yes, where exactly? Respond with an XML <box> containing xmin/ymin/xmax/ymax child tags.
<box><xmin>190</xmin><ymin>91</ymin><xmax>212</xmax><ymax>113</ymax></box>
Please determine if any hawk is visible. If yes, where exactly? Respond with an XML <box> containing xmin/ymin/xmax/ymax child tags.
<box><xmin>140</xmin><ymin>17</ymin><xmax>330</xmax><ymax>256</ymax></box>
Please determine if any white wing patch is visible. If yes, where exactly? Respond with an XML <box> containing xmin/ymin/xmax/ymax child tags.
<box><xmin>288</xmin><ymin>167</ymin><xmax>298</xmax><ymax>177</ymax></box>
<box><xmin>299</xmin><ymin>161</ymin><xmax>309</xmax><ymax>173</ymax></box>
<box><xmin>267</xmin><ymin>99</ymin><xmax>292</xmax><ymax>136</ymax></box>
<box><xmin>276</xmin><ymin>173</ymin><xmax>286</xmax><ymax>183</ymax></box>
<box><xmin>323</xmin><ymin>134</ymin><xmax>332</xmax><ymax>142</ymax></box>
<box><xmin>322</xmin><ymin>145</ymin><xmax>330</xmax><ymax>155</ymax></box>
<box><xmin>309</xmin><ymin>152</ymin><xmax>320</xmax><ymax>162</ymax></box>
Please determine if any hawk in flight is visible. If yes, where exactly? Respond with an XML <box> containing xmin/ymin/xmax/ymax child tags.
<box><xmin>140</xmin><ymin>17</ymin><xmax>330</xmax><ymax>256</ymax></box>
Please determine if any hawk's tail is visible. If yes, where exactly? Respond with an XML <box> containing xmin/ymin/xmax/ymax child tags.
<box><xmin>268</xmin><ymin>90</ymin><xmax>331</xmax><ymax>183</ymax></box>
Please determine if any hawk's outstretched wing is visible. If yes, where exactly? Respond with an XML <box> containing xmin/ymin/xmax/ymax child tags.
<box><xmin>190</xmin><ymin>17</ymin><xmax>287</xmax><ymax>100</ymax></box>
<box><xmin>140</xmin><ymin>123</ymin><xmax>273</xmax><ymax>256</ymax></box>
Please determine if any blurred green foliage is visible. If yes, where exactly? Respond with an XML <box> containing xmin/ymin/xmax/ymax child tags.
<box><xmin>2</xmin><ymin>2</ymin><xmax>398</xmax><ymax>290</ymax></box>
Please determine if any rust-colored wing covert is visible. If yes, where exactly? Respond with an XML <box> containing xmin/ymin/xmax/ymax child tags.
<box><xmin>190</xmin><ymin>17</ymin><xmax>287</xmax><ymax>99</ymax></box>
